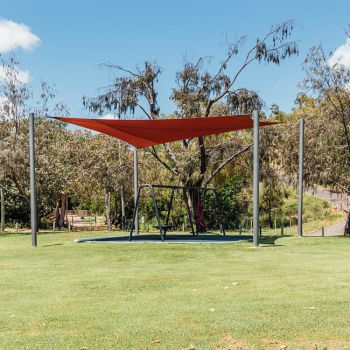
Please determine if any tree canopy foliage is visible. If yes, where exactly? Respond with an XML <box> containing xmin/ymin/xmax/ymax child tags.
<box><xmin>1</xmin><ymin>22</ymin><xmax>349</xmax><ymax>235</ymax></box>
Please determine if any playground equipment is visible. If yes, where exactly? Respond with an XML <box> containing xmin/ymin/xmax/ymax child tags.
<box><xmin>29</xmin><ymin>112</ymin><xmax>278</xmax><ymax>246</ymax></box>
<box><xmin>129</xmin><ymin>184</ymin><xmax>225</xmax><ymax>241</ymax></box>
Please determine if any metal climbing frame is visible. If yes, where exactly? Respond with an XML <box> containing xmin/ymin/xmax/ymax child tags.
<box><xmin>129</xmin><ymin>184</ymin><xmax>226</xmax><ymax>241</ymax></box>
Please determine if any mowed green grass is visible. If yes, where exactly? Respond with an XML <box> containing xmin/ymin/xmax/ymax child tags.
<box><xmin>1</xmin><ymin>231</ymin><xmax>350</xmax><ymax>350</ymax></box>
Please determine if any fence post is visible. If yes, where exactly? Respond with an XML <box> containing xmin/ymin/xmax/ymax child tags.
<box><xmin>281</xmin><ymin>226</ymin><xmax>284</xmax><ymax>236</ymax></box>
<box><xmin>321</xmin><ymin>227</ymin><xmax>324</xmax><ymax>237</ymax></box>
<box><xmin>239</xmin><ymin>225</ymin><xmax>242</xmax><ymax>236</ymax></box>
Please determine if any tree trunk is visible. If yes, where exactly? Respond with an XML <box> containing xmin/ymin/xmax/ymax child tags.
<box><xmin>60</xmin><ymin>193</ymin><xmax>67</xmax><ymax>228</ymax></box>
<box><xmin>268</xmin><ymin>208</ymin><xmax>273</xmax><ymax>229</ymax></box>
<box><xmin>55</xmin><ymin>193</ymin><xmax>67</xmax><ymax>228</ymax></box>
<box><xmin>189</xmin><ymin>188</ymin><xmax>207</xmax><ymax>233</ymax></box>
<box><xmin>345</xmin><ymin>211</ymin><xmax>350</xmax><ymax>236</ymax></box>
<box><xmin>105</xmin><ymin>190</ymin><xmax>112</xmax><ymax>231</ymax></box>
<box><xmin>113</xmin><ymin>191</ymin><xmax>118</xmax><ymax>227</ymax></box>
<box><xmin>182</xmin><ymin>189</ymin><xmax>195</xmax><ymax>234</ymax></box>
<box><xmin>0</xmin><ymin>187</ymin><xmax>5</xmax><ymax>232</ymax></box>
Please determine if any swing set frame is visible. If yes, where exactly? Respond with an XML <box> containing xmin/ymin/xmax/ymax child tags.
<box><xmin>129</xmin><ymin>184</ymin><xmax>226</xmax><ymax>241</ymax></box>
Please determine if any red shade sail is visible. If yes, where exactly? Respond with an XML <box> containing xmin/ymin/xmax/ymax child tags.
<box><xmin>51</xmin><ymin>115</ymin><xmax>276</xmax><ymax>148</ymax></box>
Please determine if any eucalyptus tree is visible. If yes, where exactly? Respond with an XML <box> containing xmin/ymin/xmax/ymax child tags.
<box><xmin>71</xmin><ymin>133</ymin><xmax>133</xmax><ymax>229</ymax></box>
<box><xmin>85</xmin><ymin>21</ymin><xmax>297</xmax><ymax>186</ymax></box>
<box><xmin>302</xmin><ymin>43</ymin><xmax>350</xmax><ymax>235</ymax></box>
<box><xmin>84</xmin><ymin>22</ymin><xmax>298</xmax><ymax>229</ymax></box>
<box><xmin>259</xmin><ymin>115</ymin><xmax>287</xmax><ymax>228</ymax></box>
<box><xmin>0</xmin><ymin>56</ymin><xmax>71</xmax><ymax>225</ymax></box>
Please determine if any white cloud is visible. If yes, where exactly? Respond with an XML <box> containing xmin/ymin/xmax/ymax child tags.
<box><xmin>0</xmin><ymin>66</ymin><xmax>30</xmax><ymax>83</ymax></box>
<box><xmin>328</xmin><ymin>38</ymin><xmax>350</xmax><ymax>68</ymax></box>
<box><xmin>0</xmin><ymin>19</ymin><xmax>40</xmax><ymax>53</ymax></box>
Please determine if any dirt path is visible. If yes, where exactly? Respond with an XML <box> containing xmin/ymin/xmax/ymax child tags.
<box><xmin>306</xmin><ymin>186</ymin><xmax>348</xmax><ymax>236</ymax></box>
<box><xmin>310</xmin><ymin>219</ymin><xmax>346</xmax><ymax>236</ymax></box>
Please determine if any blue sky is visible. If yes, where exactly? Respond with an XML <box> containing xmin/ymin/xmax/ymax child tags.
<box><xmin>1</xmin><ymin>0</ymin><xmax>350</xmax><ymax>117</ymax></box>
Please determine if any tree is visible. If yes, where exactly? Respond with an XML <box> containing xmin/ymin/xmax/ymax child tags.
<box><xmin>72</xmin><ymin>133</ymin><xmax>133</xmax><ymax>230</ymax></box>
<box><xmin>84</xmin><ymin>21</ymin><xmax>298</xmax><ymax>230</ymax></box>
<box><xmin>260</xmin><ymin>122</ymin><xmax>286</xmax><ymax>229</ymax></box>
<box><xmin>302</xmin><ymin>43</ymin><xmax>350</xmax><ymax>235</ymax></box>
<box><xmin>0</xmin><ymin>56</ymin><xmax>72</xmax><ymax>225</ymax></box>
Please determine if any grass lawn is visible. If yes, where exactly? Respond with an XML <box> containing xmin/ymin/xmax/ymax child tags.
<box><xmin>1</xmin><ymin>231</ymin><xmax>350</xmax><ymax>349</ymax></box>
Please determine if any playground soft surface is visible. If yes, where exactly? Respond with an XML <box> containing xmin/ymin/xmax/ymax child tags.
<box><xmin>1</xmin><ymin>231</ymin><xmax>350</xmax><ymax>350</ymax></box>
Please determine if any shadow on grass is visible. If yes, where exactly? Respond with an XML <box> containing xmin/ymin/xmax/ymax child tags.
<box><xmin>0</xmin><ymin>230</ymin><xmax>62</xmax><ymax>238</ymax></box>
<box><xmin>0</xmin><ymin>232</ymin><xmax>32</xmax><ymax>238</ymax></box>
<box><xmin>42</xmin><ymin>243</ymin><xmax>64</xmax><ymax>247</ymax></box>
<box><xmin>259</xmin><ymin>235</ymin><xmax>289</xmax><ymax>246</ymax></box>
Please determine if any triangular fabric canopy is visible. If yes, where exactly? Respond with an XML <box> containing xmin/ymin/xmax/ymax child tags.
<box><xmin>51</xmin><ymin>115</ymin><xmax>276</xmax><ymax>148</ymax></box>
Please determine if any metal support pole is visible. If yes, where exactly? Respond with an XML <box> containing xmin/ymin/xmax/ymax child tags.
<box><xmin>0</xmin><ymin>187</ymin><xmax>5</xmax><ymax>231</ymax></box>
<box><xmin>133</xmin><ymin>147</ymin><xmax>139</xmax><ymax>235</ymax></box>
<box><xmin>120</xmin><ymin>190</ymin><xmax>126</xmax><ymax>230</ymax></box>
<box><xmin>29</xmin><ymin>113</ymin><xmax>37</xmax><ymax>247</ymax></box>
<box><xmin>252</xmin><ymin>110</ymin><xmax>260</xmax><ymax>247</ymax></box>
<box><xmin>298</xmin><ymin>119</ymin><xmax>304</xmax><ymax>237</ymax></box>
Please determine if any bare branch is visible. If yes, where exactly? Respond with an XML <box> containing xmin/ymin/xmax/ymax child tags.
<box><xmin>136</xmin><ymin>103</ymin><xmax>152</xmax><ymax>119</ymax></box>
<box><xmin>100</xmin><ymin>63</ymin><xmax>139</xmax><ymax>77</ymax></box>
<box><xmin>162</xmin><ymin>143</ymin><xmax>179</xmax><ymax>173</ymax></box>
<box><xmin>327</xmin><ymin>178</ymin><xmax>350</xmax><ymax>194</ymax></box>
<box><xmin>205</xmin><ymin>23</ymin><xmax>297</xmax><ymax>116</ymax></box>
<box><xmin>147</xmin><ymin>147</ymin><xmax>179</xmax><ymax>175</ymax></box>
<box><xmin>204</xmin><ymin>143</ymin><xmax>253</xmax><ymax>186</ymax></box>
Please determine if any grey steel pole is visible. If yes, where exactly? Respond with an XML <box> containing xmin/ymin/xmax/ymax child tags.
<box><xmin>29</xmin><ymin>113</ymin><xmax>37</xmax><ymax>247</ymax></box>
<box><xmin>133</xmin><ymin>147</ymin><xmax>139</xmax><ymax>235</ymax></box>
<box><xmin>252</xmin><ymin>110</ymin><xmax>260</xmax><ymax>247</ymax></box>
<box><xmin>120</xmin><ymin>190</ymin><xmax>126</xmax><ymax>230</ymax></box>
<box><xmin>0</xmin><ymin>187</ymin><xmax>4</xmax><ymax>231</ymax></box>
<box><xmin>298</xmin><ymin>119</ymin><xmax>304</xmax><ymax>237</ymax></box>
